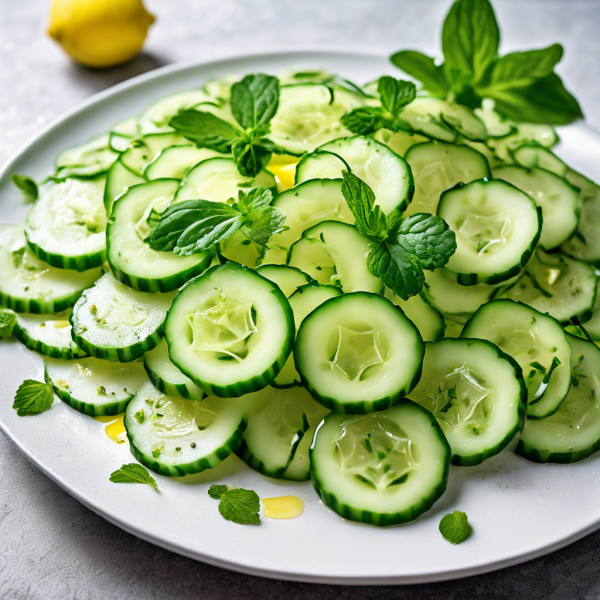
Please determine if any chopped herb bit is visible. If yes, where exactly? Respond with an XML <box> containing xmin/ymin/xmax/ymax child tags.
<box><xmin>134</xmin><ymin>410</ymin><xmax>145</xmax><ymax>423</ymax></box>
<box><xmin>109</xmin><ymin>463</ymin><xmax>158</xmax><ymax>491</ymax></box>
<box><xmin>439</xmin><ymin>510</ymin><xmax>471</xmax><ymax>545</ymax></box>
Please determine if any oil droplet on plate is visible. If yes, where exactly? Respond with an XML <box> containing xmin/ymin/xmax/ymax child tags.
<box><xmin>93</xmin><ymin>415</ymin><xmax>121</xmax><ymax>424</ymax></box>
<box><xmin>103</xmin><ymin>414</ymin><xmax>127</xmax><ymax>443</ymax></box>
<box><xmin>262</xmin><ymin>495</ymin><xmax>304</xmax><ymax>519</ymax></box>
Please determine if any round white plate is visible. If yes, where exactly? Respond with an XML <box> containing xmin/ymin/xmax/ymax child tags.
<box><xmin>1</xmin><ymin>51</ymin><xmax>600</xmax><ymax>585</ymax></box>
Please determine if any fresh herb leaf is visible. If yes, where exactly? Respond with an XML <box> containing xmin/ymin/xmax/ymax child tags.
<box><xmin>439</xmin><ymin>510</ymin><xmax>472</xmax><ymax>544</ymax></box>
<box><xmin>390</xmin><ymin>50</ymin><xmax>449</xmax><ymax>96</ymax></box>
<box><xmin>109</xmin><ymin>463</ymin><xmax>159</xmax><ymax>491</ymax></box>
<box><xmin>231</xmin><ymin>137</ymin><xmax>273</xmax><ymax>178</ymax></box>
<box><xmin>340</xmin><ymin>107</ymin><xmax>389</xmax><ymax>136</ymax></box>
<box><xmin>168</xmin><ymin>110</ymin><xmax>240</xmax><ymax>154</ymax></box>
<box><xmin>12</xmin><ymin>174</ymin><xmax>38</xmax><ymax>204</ymax></box>
<box><xmin>208</xmin><ymin>484</ymin><xmax>228</xmax><ymax>499</ymax></box>
<box><xmin>378</xmin><ymin>76</ymin><xmax>417</xmax><ymax>115</ymax></box>
<box><xmin>241</xmin><ymin>204</ymin><xmax>287</xmax><ymax>246</ymax></box>
<box><xmin>0</xmin><ymin>308</ymin><xmax>17</xmax><ymax>338</ymax></box>
<box><xmin>218</xmin><ymin>488</ymin><xmax>261</xmax><ymax>525</ymax></box>
<box><xmin>230</xmin><ymin>73</ymin><xmax>280</xmax><ymax>130</ymax></box>
<box><xmin>13</xmin><ymin>379</ymin><xmax>54</xmax><ymax>416</ymax></box>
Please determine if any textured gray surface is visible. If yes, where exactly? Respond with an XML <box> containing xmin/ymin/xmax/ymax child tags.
<box><xmin>2</xmin><ymin>1</ymin><xmax>600</xmax><ymax>598</ymax></box>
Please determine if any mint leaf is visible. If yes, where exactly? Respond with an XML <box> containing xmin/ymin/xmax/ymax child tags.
<box><xmin>368</xmin><ymin>242</ymin><xmax>424</xmax><ymax>301</ymax></box>
<box><xmin>218</xmin><ymin>488</ymin><xmax>261</xmax><ymax>525</ymax></box>
<box><xmin>439</xmin><ymin>510</ymin><xmax>471</xmax><ymax>544</ymax></box>
<box><xmin>109</xmin><ymin>463</ymin><xmax>159</xmax><ymax>491</ymax></box>
<box><xmin>169</xmin><ymin>110</ymin><xmax>240</xmax><ymax>154</ymax></box>
<box><xmin>340</xmin><ymin>107</ymin><xmax>389</xmax><ymax>136</ymax></box>
<box><xmin>12</xmin><ymin>174</ymin><xmax>38</xmax><ymax>204</ymax></box>
<box><xmin>378</xmin><ymin>76</ymin><xmax>416</xmax><ymax>115</ymax></box>
<box><xmin>0</xmin><ymin>308</ymin><xmax>17</xmax><ymax>338</ymax></box>
<box><xmin>231</xmin><ymin>73</ymin><xmax>280</xmax><ymax>131</ymax></box>
<box><xmin>341</xmin><ymin>171</ymin><xmax>388</xmax><ymax>241</ymax></box>
<box><xmin>208</xmin><ymin>484</ymin><xmax>228</xmax><ymax>499</ymax></box>
<box><xmin>13</xmin><ymin>379</ymin><xmax>54</xmax><ymax>416</ymax></box>
<box><xmin>390</xmin><ymin>51</ymin><xmax>449</xmax><ymax>96</ymax></box>
<box><xmin>234</xmin><ymin>186</ymin><xmax>273</xmax><ymax>214</ymax></box>
<box><xmin>242</xmin><ymin>205</ymin><xmax>287</xmax><ymax>246</ymax></box>
<box><xmin>231</xmin><ymin>137</ymin><xmax>272</xmax><ymax>178</ymax></box>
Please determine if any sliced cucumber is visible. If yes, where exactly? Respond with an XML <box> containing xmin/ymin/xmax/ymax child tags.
<box><xmin>516</xmin><ymin>333</ymin><xmax>600</xmax><ymax>463</ymax></box>
<box><xmin>583</xmin><ymin>281</ymin><xmax>600</xmax><ymax>341</ymax></box>
<box><xmin>0</xmin><ymin>224</ymin><xmax>102</xmax><ymax>314</ymax></box>
<box><xmin>404</xmin><ymin>141</ymin><xmax>491</xmax><ymax>216</ymax></box>
<box><xmin>25</xmin><ymin>177</ymin><xmax>107</xmax><ymax>271</ymax></box>
<box><xmin>512</xmin><ymin>143</ymin><xmax>568</xmax><ymax>177</ymax></box>
<box><xmin>44</xmin><ymin>356</ymin><xmax>147</xmax><ymax>416</ymax></box>
<box><xmin>70</xmin><ymin>272</ymin><xmax>175</xmax><ymax>362</ymax></box>
<box><xmin>269</xmin><ymin>84</ymin><xmax>364</xmax><ymax>155</ymax></box>
<box><xmin>13</xmin><ymin>312</ymin><xmax>86</xmax><ymax>359</ymax></box>
<box><xmin>373</xmin><ymin>128</ymin><xmax>429</xmax><ymax>158</ymax></box>
<box><xmin>386</xmin><ymin>289</ymin><xmax>445</xmax><ymax>342</ymax></box>
<box><xmin>295</xmin><ymin>292</ymin><xmax>424</xmax><ymax>413</ymax></box>
<box><xmin>165</xmin><ymin>262</ymin><xmax>294</xmax><ymax>397</ymax></box>
<box><xmin>107</xmin><ymin>179</ymin><xmax>211</xmax><ymax>292</ymax></box>
<box><xmin>138</xmin><ymin>90</ymin><xmax>214</xmax><ymax>133</ymax></box>
<box><xmin>409</xmin><ymin>338</ymin><xmax>526</xmax><ymax>465</ymax></box>
<box><xmin>145</xmin><ymin>146</ymin><xmax>224</xmax><ymax>180</ymax></box>
<box><xmin>120</xmin><ymin>133</ymin><xmax>188</xmax><ymax>177</ymax></box>
<box><xmin>474</xmin><ymin>105</ymin><xmax>516</xmax><ymax>139</ymax></box>
<box><xmin>218</xmin><ymin>231</ymin><xmax>263</xmax><ymax>268</ymax></box>
<box><xmin>288</xmin><ymin>221</ymin><xmax>382</xmax><ymax>294</ymax></box>
<box><xmin>488</xmin><ymin>122</ymin><xmax>558</xmax><ymax>163</ymax></box>
<box><xmin>144</xmin><ymin>339</ymin><xmax>204</xmax><ymax>402</ymax></box>
<box><xmin>310</xmin><ymin>401</ymin><xmax>450</xmax><ymax>526</ymax></box>
<box><xmin>124</xmin><ymin>380</ymin><xmax>248</xmax><ymax>476</ymax></box>
<box><xmin>55</xmin><ymin>134</ymin><xmax>118</xmax><ymax>179</ymax></box>
<box><xmin>255</xmin><ymin>264</ymin><xmax>311</xmax><ymax>297</ymax></box>
<box><xmin>104</xmin><ymin>158</ymin><xmax>145</xmax><ymax>214</ymax></box>
<box><xmin>493</xmin><ymin>165</ymin><xmax>580</xmax><ymax>250</ymax></box>
<box><xmin>461</xmin><ymin>300</ymin><xmax>572</xmax><ymax>419</ymax></box>
<box><xmin>438</xmin><ymin>179</ymin><xmax>542</xmax><ymax>285</ymax></box>
<box><xmin>296</xmin><ymin>136</ymin><xmax>414</xmax><ymax>217</ymax></box>
<box><xmin>496</xmin><ymin>251</ymin><xmax>597</xmax><ymax>324</ymax></box>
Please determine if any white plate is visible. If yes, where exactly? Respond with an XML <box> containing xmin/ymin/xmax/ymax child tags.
<box><xmin>1</xmin><ymin>51</ymin><xmax>600</xmax><ymax>585</ymax></box>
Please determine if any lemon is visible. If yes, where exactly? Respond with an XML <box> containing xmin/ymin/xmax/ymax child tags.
<box><xmin>48</xmin><ymin>0</ymin><xmax>155</xmax><ymax>68</ymax></box>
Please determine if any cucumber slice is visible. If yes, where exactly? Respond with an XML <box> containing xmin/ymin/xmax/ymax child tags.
<box><xmin>269</xmin><ymin>84</ymin><xmax>364</xmax><ymax>155</ymax></box>
<box><xmin>120</xmin><ymin>133</ymin><xmax>188</xmax><ymax>177</ymax></box>
<box><xmin>55</xmin><ymin>134</ymin><xmax>118</xmax><ymax>179</ymax></box>
<box><xmin>404</xmin><ymin>141</ymin><xmax>491</xmax><ymax>216</ymax></box>
<box><xmin>516</xmin><ymin>333</ymin><xmax>600</xmax><ymax>463</ymax></box>
<box><xmin>165</xmin><ymin>262</ymin><xmax>294</xmax><ymax>397</ymax></box>
<box><xmin>218</xmin><ymin>231</ymin><xmax>263</xmax><ymax>268</ymax></box>
<box><xmin>488</xmin><ymin>122</ymin><xmax>558</xmax><ymax>163</ymax></box>
<box><xmin>583</xmin><ymin>281</ymin><xmax>600</xmax><ymax>341</ymax></box>
<box><xmin>295</xmin><ymin>292</ymin><xmax>424</xmax><ymax>413</ymax></box>
<box><xmin>138</xmin><ymin>90</ymin><xmax>214</xmax><ymax>133</ymax></box>
<box><xmin>104</xmin><ymin>158</ymin><xmax>145</xmax><ymax>214</ymax></box>
<box><xmin>0</xmin><ymin>224</ymin><xmax>102</xmax><ymax>314</ymax></box>
<box><xmin>111</xmin><ymin>116</ymin><xmax>140</xmax><ymax>138</ymax></box>
<box><xmin>236</xmin><ymin>385</ymin><xmax>328</xmax><ymax>478</ymax></box>
<box><xmin>13</xmin><ymin>312</ymin><xmax>86</xmax><ymax>359</ymax></box>
<box><xmin>262</xmin><ymin>179</ymin><xmax>353</xmax><ymax>266</ymax></box>
<box><xmin>145</xmin><ymin>146</ymin><xmax>224</xmax><ymax>180</ymax></box>
<box><xmin>255</xmin><ymin>264</ymin><xmax>311</xmax><ymax>297</ymax></box>
<box><xmin>174</xmin><ymin>157</ymin><xmax>277</xmax><ymax>204</ymax></box>
<box><xmin>71</xmin><ymin>272</ymin><xmax>175</xmax><ymax>362</ymax></box>
<box><xmin>297</xmin><ymin>136</ymin><xmax>414</xmax><ymax>217</ymax></box>
<box><xmin>310</xmin><ymin>401</ymin><xmax>450</xmax><ymax>526</ymax></box>
<box><xmin>124</xmin><ymin>380</ymin><xmax>248</xmax><ymax>476</ymax></box>
<box><xmin>288</xmin><ymin>221</ymin><xmax>382</xmax><ymax>294</ymax></box>
<box><xmin>107</xmin><ymin>179</ymin><xmax>212</xmax><ymax>292</ymax></box>
<box><xmin>474</xmin><ymin>106</ymin><xmax>516</xmax><ymax>139</ymax></box>
<box><xmin>461</xmin><ymin>300</ymin><xmax>572</xmax><ymax>419</ymax></box>
<box><xmin>400</xmin><ymin>98</ymin><xmax>487</xmax><ymax>142</ymax></box>
<box><xmin>274</xmin><ymin>282</ymin><xmax>342</xmax><ymax>388</ymax></box>
<box><xmin>373</xmin><ymin>128</ymin><xmax>429</xmax><ymax>158</ymax></box>
<box><xmin>44</xmin><ymin>356</ymin><xmax>147</xmax><ymax>416</ymax></box>
<box><xmin>409</xmin><ymin>338</ymin><xmax>526</xmax><ymax>466</ymax></box>
<box><xmin>109</xmin><ymin>131</ymin><xmax>134</xmax><ymax>153</ymax></box>
<box><xmin>512</xmin><ymin>143</ymin><xmax>568</xmax><ymax>177</ymax></box>
<box><xmin>496</xmin><ymin>251</ymin><xmax>597</xmax><ymax>324</ymax></box>
<box><xmin>144</xmin><ymin>339</ymin><xmax>204</xmax><ymax>402</ymax></box>
<box><xmin>493</xmin><ymin>165</ymin><xmax>580</xmax><ymax>250</ymax></box>
<box><xmin>386</xmin><ymin>289</ymin><xmax>445</xmax><ymax>342</ymax></box>
<box><xmin>25</xmin><ymin>177</ymin><xmax>107</xmax><ymax>271</ymax></box>
<box><xmin>438</xmin><ymin>179</ymin><xmax>542</xmax><ymax>285</ymax></box>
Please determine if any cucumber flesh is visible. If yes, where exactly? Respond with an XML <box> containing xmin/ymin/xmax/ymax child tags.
<box><xmin>145</xmin><ymin>146</ymin><xmax>224</xmax><ymax>180</ymax></box>
<box><xmin>385</xmin><ymin>289</ymin><xmax>445</xmax><ymax>342</ymax></box>
<box><xmin>255</xmin><ymin>264</ymin><xmax>311</xmax><ymax>297</ymax></box>
<box><xmin>120</xmin><ymin>133</ymin><xmax>188</xmax><ymax>177</ymax></box>
<box><xmin>373</xmin><ymin>128</ymin><xmax>429</xmax><ymax>158</ymax></box>
<box><xmin>104</xmin><ymin>158</ymin><xmax>145</xmax><ymax>214</ymax></box>
<box><xmin>55</xmin><ymin>134</ymin><xmax>118</xmax><ymax>179</ymax></box>
<box><xmin>582</xmin><ymin>281</ymin><xmax>600</xmax><ymax>341</ymax></box>
<box><xmin>512</xmin><ymin>143</ymin><xmax>568</xmax><ymax>177</ymax></box>
<box><xmin>138</xmin><ymin>90</ymin><xmax>215</xmax><ymax>133</ymax></box>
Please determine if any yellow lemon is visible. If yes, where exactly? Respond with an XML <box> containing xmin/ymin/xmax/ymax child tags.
<box><xmin>48</xmin><ymin>0</ymin><xmax>155</xmax><ymax>68</ymax></box>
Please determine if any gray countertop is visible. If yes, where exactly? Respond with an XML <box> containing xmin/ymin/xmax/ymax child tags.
<box><xmin>2</xmin><ymin>1</ymin><xmax>600</xmax><ymax>598</ymax></box>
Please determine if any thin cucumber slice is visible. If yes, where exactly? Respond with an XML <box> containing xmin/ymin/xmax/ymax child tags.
<box><xmin>493</xmin><ymin>165</ymin><xmax>580</xmax><ymax>250</ymax></box>
<box><xmin>310</xmin><ymin>401</ymin><xmax>450</xmax><ymax>526</ymax></box>
<box><xmin>109</xmin><ymin>131</ymin><xmax>134</xmax><ymax>153</ymax></box>
<box><xmin>261</xmin><ymin>179</ymin><xmax>353</xmax><ymax>265</ymax></box>
<box><xmin>295</xmin><ymin>292</ymin><xmax>424</xmax><ymax>413</ymax></box>
<box><xmin>55</xmin><ymin>134</ymin><xmax>118</xmax><ymax>179</ymax></box>
<box><xmin>512</xmin><ymin>143</ymin><xmax>568</xmax><ymax>177</ymax></box>
<box><xmin>145</xmin><ymin>146</ymin><xmax>224</xmax><ymax>180</ymax></box>
<box><xmin>294</xmin><ymin>150</ymin><xmax>350</xmax><ymax>184</ymax></box>
<box><xmin>144</xmin><ymin>339</ymin><xmax>204</xmax><ymax>402</ymax></box>
<box><xmin>165</xmin><ymin>262</ymin><xmax>295</xmax><ymax>398</ymax></box>
<box><xmin>111</xmin><ymin>116</ymin><xmax>140</xmax><ymax>138</ymax></box>
<box><xmin>288</xmin><ymin>221</ymin><xmax>383</xmax><ymax>294</ymax></box>
<box><xmin>44</xmin><ymin>356</ymin><xmax>147</xmax><ymax>416</ymax></box>
<box><xmin>70</xmin><ymin>272</ymin><xmax>175</xmax><ymax>362</ymax></box>
<box><xmin>409</xmin><ymin>338</ymin><xmax>526</xmax><ymax>466</ymax></box>
<box><xmin>13</xmin><ymin>311</ymin><xmax>86</xmax><ymax>359</ymax></box>
<box><xmin>255</xmin><ymin>264</ymin><xmax>311</xmax><ymax>297</ymax></box>
<box><xmin>445</xmin><ymin>319</ymin><xmax>464</xmax><ymax>338</ymax></box>
<box><xmin>274</xmin><ymin>282</ymin><xmax>342</xmax><ymax>388</ymax></box>
<box><xmin>438</xmin><ymin>179</ymin><xmax>542</xmax><ymax>285</ymax></box>
<box><xmin>373</xmin><ymin>128</ymin><xmax>429</xmax><ymax>158</ymax></box>
<box><xmin>461</xmin><ymin>299</ymin><xmax>572</xmax><ymax>419</ymax></box>
<box><xmin>120</xmin><ymin>133</ymin><xmax>188</xmax><ymax>177</ymax></box>
<box><xmin>297</xmin><ymin>136</ymin><xmax>414</xmax><ymax>217</ymax></box>
<box><xmin>269</xmin><ymin>84</ymin><xmax>364</xmax><ymax>155</ymax></box>
<box><xmin>474</xmin><ymin>106</ymin><xmax>516</xmax><ymax>139</ymax></box>
<box><xmin>404</xmin><ymin>141</ymin><xmax>491</xmax><ymax>216</ymax></box>
<box><xmin>516</xmin><ymin>334</ymin><xmax>600</xmax><ymax>463</ymax></box>
<box><xmin>583</xmin><ymin>281</ymin><xmax>600</xmax><ymax>341</ymax></box>
<box><xmin>124</xmin><ymin>380</ymin><xmax>248</xmax><ymax>476</ymax></box>
<box><xmin>174</xmin><ymin>157</ymin><xmax>277</xmax><ymax>204</ymax></box>
<box><xmin>386</xmin><ymin>289</ymin><xmax>445</xmax><ymax>342</ymax></box>
<box><xmin>25</xmin><ymin>177</ymin><xmax>107</xmax><ymax>271</ymax></box>
<box><xmin>488</xmin><ymin>122</ymin><xmax>558</xmax><ymax>163</ymax></box>
<box><xmin>0</xmin><ymin>224</ymin><xmax>102</xmax><ymax>314</ymax></box>
<box><xmin>236</xmin><ymin>386</ymin><xmax>328</xmax><ymax>478</ymax></box>
<box><xmin>218</xmin><ymin>231</ymin><xmax>263</xmax><ymax>268</ymax></box>
<box><xmin>496</xmin><ymin>251</ymin><xmax>597</xmax><ymax>324</ymax></box>
<box><xmin>400</xmin><ymin>98</ymin><xmax>487</xmax><ymax>142</ymax></box>
<box><xmin>104</xmin><ymin>158</ymin><xmax>145</xmax><ymax>214</ymax></box>
<box><xmin>107</xmin><ymin>179</ymin><xmax>211</xmax><ymax>292</ymax></box>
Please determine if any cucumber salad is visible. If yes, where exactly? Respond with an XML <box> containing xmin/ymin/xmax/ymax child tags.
<box><xmin>3</xmin><ymin>0</ymin><xmax>597</xmax><ymax>531</ymax></box>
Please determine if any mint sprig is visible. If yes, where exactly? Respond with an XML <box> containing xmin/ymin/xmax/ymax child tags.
<box><xmin>341</xmin><ymin>171</ymin><xmax>456</xmax><ymax>300</ymax></box>
<box><xmin>208</xmin><ymin>486</ymin><xmax>261</xmax><ymax>525</ymax></box>
<box><xmin>169</xmin><ymin>73</ymin><xmax>286</xmax><ymax>177</ymax></box>
<box><xmin>11</xmin><ymin>174</ymin><xmax>38</xmax><ymax>204</ymax></box>
<box><xmin>13</xmin><ymin>380</ymin><xmax>54</xmax><ymax>416</ymax></box>
<box><xmin>439</xmin><ymin>510</ymin><xmax>472</xmax><ymax>544</ymax></box>
<box><xmin>390</xmin><ymin>0</ymin><xmax>582</xmax><ymax>125</ymax></box>
<box><xmin>109</xmin><ymin>463</ymin><xmax>159</xmax><ymax>491</ymax></box>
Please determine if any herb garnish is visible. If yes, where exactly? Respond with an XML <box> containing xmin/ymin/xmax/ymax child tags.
<box><xmin>208</xmin><ymin>485</ymin><xmax>261</xmax><ymax>525</ymax></box>
<box><xmin>13</xmin><ymin>380</ymin><xmax>54</xmax><ymax>416</ymax></box>
<box><xmin>11</xmin><ymin>174</ymin><xmax>38</xmax><ymax>204</ymax></box>
<box><xmin>0</xmin><ymin>308</ymin><xmax>17</xmax><ymax>338</ymax></box>
<box><xmin>439</xmin><ymin>510</ymin><xmax>472</xmax><ymax>544</ymax></box>
<box><xmin>109</xmin><ymin>463</ymin><xmax>159</xmax><ymax>491</ymax></box>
